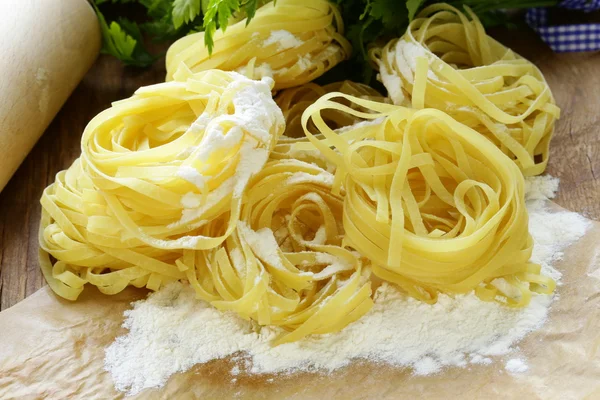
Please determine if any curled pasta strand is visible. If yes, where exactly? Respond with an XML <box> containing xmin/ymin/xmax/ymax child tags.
<box><xmin>178</xmin><ymin>159</ymin><xmax>373</xmax><ymax>344</ymax></box>
<box><xmin>166</xmin><ymin>0</ymin><xmax>351</xmax><ymax>90</ymax></box>
<box><xmin>302</xmin><ymin>91</ymin><xmax>554</xmax><ymax>307</ymax></box>
<box><xmin>39</xmin><ymin>70</ymin><xmax>284</xmax><ymax>299</ymax></box>
<box><xmin>371</xmin><ymin>4</ymin><xmax>559</xmax><ymax>176</ymax></box>
<box><xmin>271</xmin><ymin>80</ymin><xmax>388</xmax><ymax>170</ymax></box>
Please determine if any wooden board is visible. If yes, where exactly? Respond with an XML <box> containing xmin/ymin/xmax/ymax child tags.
<box><xmin>0</xmin><ymin>28</ymin><xmax>598</xmax><ymax>310</ymax></box>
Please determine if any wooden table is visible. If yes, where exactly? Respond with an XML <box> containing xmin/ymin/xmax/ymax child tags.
<box><xmin>0</xmin><ymin>29</ymin><xmax>598</xmax><ymax>311</ymax></box>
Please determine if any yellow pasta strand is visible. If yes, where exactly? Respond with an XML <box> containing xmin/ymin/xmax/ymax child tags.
<box><xmin>275</xmin><ymin>80</ymin><xmax>387</xmax><ymax>138</ymax></box>
<box><xmin>39</xmin><ymin>70</ymin><xmax>371</xmax><ymax>344</ymax></box>
<box><xmin>39</xmin><ymin>70</ymin><xmax>284</xmax><ymax>300</ymax></box>
<box><xmin>271</xmin><ymin>80</ymin><xmax>388</xmax><ymax>169</ymax></box>
<box><xmin>371</xmin><ymin>4</ymin><xmax>559</xmax><ymax>176</ymax></box>
<box><xmin>302</xmin><ymin>92</ymin><xmax>555</xmax><ymax>307</ymax></box>
<box><xmin>178</xmin><ymin>159</ymin><xmax>373</xmax><ymax>344</ymax></box>
<box><xmin>166</xmin><ymin>0</ymin><xmax>351</xmax><ymax>90</ymax></box>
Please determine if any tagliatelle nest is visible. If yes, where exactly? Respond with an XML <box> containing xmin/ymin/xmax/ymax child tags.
<box><xmin>166</xmin><ymin>0</ymin><xmax>351</xmax><ymax>90</ymax></box>
<box><xmin>270</xmin><ymin>80</ymin><xmax>389</xmax><ymax>170</ymax></box>
<box><xmin>38</xmin><ymin>70</ymin><xmax>284</xmax><ymax>300</ymax></box>
<box><xmin>371</xmin><ymin>4</ymin><xmax>560</xmax><ymax>176</ymax></box>
<box><xmin>178</xmin><ymin>159</ymin><xmax>373</xmax><ymax>345</ymax></box>
<box><xmin>302</xmin><ymin>92</ymin><xmax>556</xmax><ymax>307</ymax></box>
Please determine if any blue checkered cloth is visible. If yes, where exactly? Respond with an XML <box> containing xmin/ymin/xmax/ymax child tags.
<box><xmin>526</xmin><ymin>0</ymin><xmax>600</xmax><ymax>52</ymax></box>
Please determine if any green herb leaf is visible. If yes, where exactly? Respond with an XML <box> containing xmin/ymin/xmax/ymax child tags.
<box><xmin>244</xmin><ymin>0</ymin><xmax>260</xmax><ymax>25</ymax></box>
<box><xmin>370</xmin><ymin>0</ymin><xmax>408</xmax><ymax>33</ymax></box>
<box><xmin>141</xmin><ymin>18</ymin><xmax>179</xmax><ymax>41</ymax></box>
<box><xmin>93</xmin><ymin>4</ymin><xmax>157</xmax><ymax>67</ymax></box>
<box><xmin>172</xmin><ymin>0</ymin><xmax>202</xmax><ymax>29</ymax></box>
<box><xmin>139</xmin><ymin>0</ymin><xmax>173</xmax><ymax>19</ymax></box>
<box><xmin>202</xmin><ymin>0</ymin><xmax>261</xmax><ymax>53</ymax></box>
<box><xmin>406</xmin><ymin>0</ymin><xmax>425</xmax><ymax>21</ymax></box>
<box><xmin>107</xmin><ymin>21</ymin><xmax>138</xmax><ymax>60</ymax></box>
<box><xmin>203</xmin><ymin>0</ymin><xmax>240</xmax><ymax>52</ymax></box>
<box><xmin>91</xmin><ymin>0</ymin><xmax>561</xmax><ymax>72</ymax></box>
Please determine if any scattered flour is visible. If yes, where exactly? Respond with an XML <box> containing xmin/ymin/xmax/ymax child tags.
<box><xmin>177</xmin><ymin>166</ymin><xmax>207</xmax><ymax>191</ymax></box>
<box><xmin>526</xmin><ymin>177</ymin><xmax>590</xmax><ymax>283</ymax></box>
<box><xmin>378</xmin><ymin>39</ymin><xmax>437</xmax><ymax>103</ymax></box>
<box><xmin>237</xmin><ymin>223</ymin><xmax>286</xmax><ymax>272</ymax></box>
<box><xmin>286</xmin><ymin>171</ymin><xmax>334</xmax><ymax>186</ymax></box>
<box><xmin>525</xmin><ymin>175</ymin><xmax>560</xmax><ymax>202</ymax></box>
<box><xmin>237</xmin><ymin>62</ymin><xmax>274</xmax><ymax>80</ymax></box>
<box><xmin>105</xmin><ymin>175</ymin><xmax>592</xmax><ymax>395</ymax></box>
<box><xmin>254</xmin><ymin>63</ymin><xmax>274</xmax><ymax>79</ymax></box>
<box><xmin>470</xmin><ymin>354</ymin><xmax>492</xmax><ymax>365</ymax></box>
<box><xmin>180</xmin><ymin>192</ymin><xmax>203</xmax><ymax>208</ymax></box>
<box><xmin>505</xmin><ymin>358</ymin><xmax>529</xmax><ymax>374</ymax></box>
<box><xmin>379</xmin><ymin>69</ymin><xmax>405</xmax><ymax>105</ymax></box>
<box><xmin>296</xmin><ymin>55</ymin><xmax>312</xmax><ymax>71</ymax></box>
<box><xmin>312</xmin><ymin>252</ymin><xmax>354</xmax><ymax>280</ymax></box>
<box><xmin>263</xmin><ymin>30</ymin><xmax>303</xmax><ymax>51</ymax></box>
<box><xmin>173</xmin><ymin>73</ymin><xmax>284</xmax><ymax>227</ymax></box>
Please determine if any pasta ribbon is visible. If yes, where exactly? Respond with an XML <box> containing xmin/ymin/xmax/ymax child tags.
<box><xmin>177</xmin><ymin>159</ymin><xmax>373</xmax><ymax>344</ymax></box>
<box><xmin>371</xmin><ymin>4</ymin><xmax>559</xmax><ymax>176</ymax></box>
<box><xmin>39</xmin><ymin>69</ymin><xmax>371</xmax><ymax>344</ymax></box>
<box><xmin>166</xmin><ymin>0</ymin><xmax>351</xmax><ymax>90</ymax></box>
<box><xmin>275</xmin><ymin>80</ymin><xmax>387</xmax><ymax>139</ymax></box>
<box><xmin>302</xmin><ymin>92</ymin><xmax>555</xmax><ymax>307</ymax></box>
<box><xmin>39</xmin><ymin>70</ymin><xmax>284</xmax><ymax>299</ymax></box>
<box><xmin>271</xmin><ymin>80</ymin><xmax>388</xmax><ymax>169</ymax></box>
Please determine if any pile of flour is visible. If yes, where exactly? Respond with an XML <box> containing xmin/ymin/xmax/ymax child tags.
<box><xmin>104</xmin><ymin>175</ymin><xmax>591</xmax><ymax>395</ymax></box>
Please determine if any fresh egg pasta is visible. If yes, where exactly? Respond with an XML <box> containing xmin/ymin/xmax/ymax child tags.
<box><xmin>371</xmin><ymin>4</ymin><xmax>560</xmax><ymax>176</ymax></box>
<box><xmin>271</xmin><ymin>80</ymin><xmax>388</xmax><ymax>169</ymax></box>
<box><xmin>38</xmin><ymin>69</ymin><xmax>371</xmax><ymax>344</ymax></box>
<box><xmin>275</xmin><ymin>80</ymin><xmax>387</xmax><ymax>139</ymax></box>
<box><xmin>302</xmin><ymin>92</ymin><xmax>556</xmax><ymax>307</ymax></box>
<box><xmin>39</xmin><ymin>70</ymin><xmax>284</xmax><ymax>300</ymax></box>
<box><xmin>166</xmin><ymin>0</ymin><xmax>351</xmax><ymax>90</ymax></box>
<box><xmin>177</xmin><ymin>159</ymin><xmax>373</xmax><ymax>344</ymax></box>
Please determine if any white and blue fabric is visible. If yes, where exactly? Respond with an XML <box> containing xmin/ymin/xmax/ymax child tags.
<box><xmin>527</xmin><ymin>0</ymin><xmax>600</xmax><ymax>52</ymax></box>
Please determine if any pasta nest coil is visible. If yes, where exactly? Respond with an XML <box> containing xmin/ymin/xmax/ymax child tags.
<box><xmin>275</xmin><ymin>80</ymin><xmax>387</xmax><ymax>139</ymax></box>
<box><xmin>39</xmin><ymin>70</ymin><xmax>284</xmax><ymax>300</ymax></box>
<box><xmin>302</xmin><ymin>92</ymin><xmax>556</xmax><ymax>307</ymax></box>
<box><xmin>166</xmin><ymin>0</ymin><xmax>351</xmax><ymax>90</ymax></box>
<box><xmin>271</xmin><ymin>80</ymin><xmax>388</xmax><ymax>170</ymax></box>
<box><xmin>176</xmin><ymin>159</ymin><xmax>373</xmax><ymax>344</ymax></box>
<box><xmin>371</xmin><ymin>4</ymin><xmax>560</xmax><ymax>176</ymax></box>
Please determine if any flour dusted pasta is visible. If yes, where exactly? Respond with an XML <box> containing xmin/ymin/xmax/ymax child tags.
<box><xmin>39</xmin><ymin>70</ymin><xmax>284</xmax><ymax>299</ymax></box>
<box><xmin>166</xmin><ymin>0</ymin><xmax>351</xmax><ymax>90</ymax></box>
<box><xmin>302</xmin><ymin>92</ymin><xmax>555</xmax><ymax>307</ymax></box>
<box><xmin>372</xmin><ymin>4</ymin><xmax>559</xmax><ymax>176</ymax></box>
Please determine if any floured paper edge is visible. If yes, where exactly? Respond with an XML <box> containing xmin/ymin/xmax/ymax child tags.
<box><xmin>0</xmin><ymin>201</ymin><xmax>599</xmax><ymax>400</ymax></box>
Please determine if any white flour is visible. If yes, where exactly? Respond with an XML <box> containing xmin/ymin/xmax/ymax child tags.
<box><xmin>505</xmin><ymin>358</ymin><xmax>529</xmax><ymax>374</ymax></box>
<box><xmin>297</xmin><ymin>55</ymin><xmax>312</xmax><ymax>71</ymax></box>
<box><xmin>263</xmin><ymin>30</ymin><xmax>303</xmax><ymax>51</ymax></box>
<box><xmin>237</xmin><ymin>62</ymin><xmax>274</xmax><ymax>80</ymax></box>
<box><xmin>379</xmin><ymin>39</ymin><xmax>437</xmax><ymax>103</ymax></box>
<box><xmin>286</xmin><ymin>171</ymin><xmax>334</xmax><ymax>186</ymax></box>
<box><xmin>174</xmin><ymin>73</ymin><xmax>284</xmax><ymax>226</ymax></box>
<box><xmin>379</xmin><ymin>69</ymin><xmax>405</xmax><ymax>105</ymax></box>
<box><xmin>105</xmin><ymin>176</ymin><xmax>592</xmax><ymax>395</ymax></box>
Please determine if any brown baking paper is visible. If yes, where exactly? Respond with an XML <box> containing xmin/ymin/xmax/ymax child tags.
<box><xmin>1</xmin><ymin>202</ymin><xmax>599</xmax><ymax>400</ymax></box>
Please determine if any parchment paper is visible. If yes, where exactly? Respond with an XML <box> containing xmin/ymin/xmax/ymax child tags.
<box><xmin>1</xmin><ymin>203</ymin><xmax>599</xmax><ymax>400</ymax></box>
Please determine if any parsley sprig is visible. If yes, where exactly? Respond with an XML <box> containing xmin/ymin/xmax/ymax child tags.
<box><xmin>92</xmin><ymin>0</ymin><xmax>558</xmax><ymax>76</ymax></box>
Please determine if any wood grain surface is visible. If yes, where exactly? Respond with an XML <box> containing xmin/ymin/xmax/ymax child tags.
<box><xmin>0</xmin><ymin>28</ymin><xmax>598</xmax><ymax>310</ymax></box>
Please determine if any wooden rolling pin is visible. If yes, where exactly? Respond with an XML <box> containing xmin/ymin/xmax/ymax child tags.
<box><xmin>0</xmin><ymin>0</ymin><xmax>101</xmax><ymax>192</ymax></box>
